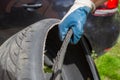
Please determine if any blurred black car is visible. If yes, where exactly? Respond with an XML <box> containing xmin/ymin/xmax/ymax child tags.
<box><xmin>0</xmin><ymin>0</ymin><xmax>120</xmax><ymax>56</ymax></box>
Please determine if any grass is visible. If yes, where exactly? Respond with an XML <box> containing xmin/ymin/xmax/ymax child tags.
<box><xmin>95</xmin><ymin>37</ymin><xmax>120</xmax><ymax>80</ymax></box>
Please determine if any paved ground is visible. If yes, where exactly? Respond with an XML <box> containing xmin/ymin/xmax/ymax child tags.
<box><xmin>0</xmin><ymin>8</ymin><xmax>44</xmax><ymax>45</ymax></box>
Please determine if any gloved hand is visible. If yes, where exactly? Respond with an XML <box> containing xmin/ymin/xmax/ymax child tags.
<box><xmin>59</xmin><ymin>0</ymin><xmax>95</xmax><ymax>44</ymax></box>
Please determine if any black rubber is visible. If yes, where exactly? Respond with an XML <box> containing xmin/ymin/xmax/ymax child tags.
<box><xmin>0</xmin><ymin>19</ymin><xmax>59</xmax><ymax>80</ymax></box>
<box><xmin>0</xmin><ymin>18</ymin><xmax>99</xmax><ymax>80</ymax></box>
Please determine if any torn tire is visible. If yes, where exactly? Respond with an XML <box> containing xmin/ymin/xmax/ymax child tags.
<box><xmin>0</xmin><ymin>18</ymin><xmax>99</xmax><ymax>80</ymax></box>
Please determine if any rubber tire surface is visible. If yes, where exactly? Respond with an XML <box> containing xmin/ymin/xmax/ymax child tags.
<box><xmin>0</xmin><ymin>18</ymin><xmax>60</xmax><ymax>80</ymax></box>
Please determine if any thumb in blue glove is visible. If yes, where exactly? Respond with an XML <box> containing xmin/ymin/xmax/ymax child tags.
<box><xmin>58</xmin><ymin>0</ymin><xmax>95</xmax><ymax>44</ymax></box>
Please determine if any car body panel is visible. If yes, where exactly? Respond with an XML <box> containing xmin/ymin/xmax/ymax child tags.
<box><xmin>85</xmin><ymin>14</ymin><xmax>120</xmax><ymax>55</ymax></box>
<box><xmin>0</xmin><ymin>0</ymin><xmax>35</xmax><ymax>12</ymax></box>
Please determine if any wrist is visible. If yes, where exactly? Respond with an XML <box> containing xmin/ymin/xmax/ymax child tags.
<box><xmin>74</xmin><ymin>0</ymin><xmax>96</xmax><ymax>12</ymax></box>
<box><xmin>91</xmin><ymin>0</ymin><xmax>108</xmax><ymax>7</ymax></box>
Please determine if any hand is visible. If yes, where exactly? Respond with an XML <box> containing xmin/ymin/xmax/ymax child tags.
<box><xmin>58</xmin><ymin>0</ymin><xmax>95</xmax><ymax>44</ymax></box>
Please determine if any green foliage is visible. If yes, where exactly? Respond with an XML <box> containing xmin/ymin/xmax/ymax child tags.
<box><xmin>44</xmin><ymin>65</ymin><xmax>53</xmax><ymax>73</ymax></box>
<box><xmin>118</xmin><ymin>4</ymin><xmax>120</xmax><ymax>13</ymax></box>
<box><xmin>95</xmin><ymin>38</ymin><xmax>120</xmax><ymax>80</ymax></box>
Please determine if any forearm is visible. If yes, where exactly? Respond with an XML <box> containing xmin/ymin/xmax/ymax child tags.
<box><xmin>91</xmin><ymin>0</ymin><xmax>108</xmax><ymax>7</ymax></box>
<box><xmin>72</xmin><ymin>0</ymin><xmax>108</xmax><ymax>13</ymax></box>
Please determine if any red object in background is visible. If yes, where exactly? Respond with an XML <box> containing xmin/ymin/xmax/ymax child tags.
<box><xmin>104</xmin><ymin>0</ymin><xmax>119</xmax><ymax>9</ymax></box>
<box><xmin>104</xmin><ymin>48</ymin><xmax>111</xmax><ymax>52</ymax></box>
<box><xmin>94</xmin><ymin>0</ymin><xmax>119</xmax><ymax>16</ymax></box>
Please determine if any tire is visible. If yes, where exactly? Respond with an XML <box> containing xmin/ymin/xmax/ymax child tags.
<box><xmin>0</xmin><ymin>18</ymin><xmax>60</xmax><ymax>80</ymax></box>
<box><xmin>0</xmin><ymin>18</ymin><xmax>99</xmax><ymax>80</ymax></box>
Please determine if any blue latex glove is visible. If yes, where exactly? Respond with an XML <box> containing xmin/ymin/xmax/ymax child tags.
<box><xmin>58</xmin><ymin>0</ymin><xmax>95</xmax><ymax>44</ymax></box>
